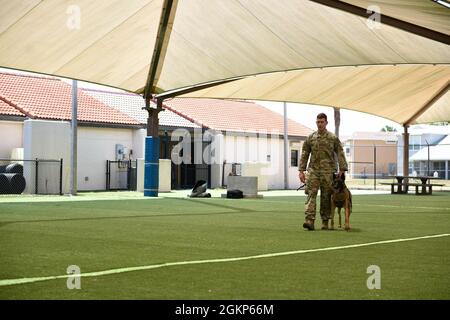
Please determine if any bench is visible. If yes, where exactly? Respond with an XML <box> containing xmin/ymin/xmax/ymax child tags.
<box><xmin>380</xmin><ymin>182</ymin><xmax>444</xmax><ymax>195</ymax></box>
<box><xmin>380</xmin><ymin>182</ymin><xmax>407</xmax><ymax>194</ymax></box>
<box><xmin>406</xmin><ymin>183</ymin><xmax>444</xmax><ymax>195</ymax></box>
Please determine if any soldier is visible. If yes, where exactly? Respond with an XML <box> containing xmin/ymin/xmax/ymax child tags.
<box><xmin>299</xmin><ymin>113</ymin><xmax>348</xmax><ymax>231</ymax></box>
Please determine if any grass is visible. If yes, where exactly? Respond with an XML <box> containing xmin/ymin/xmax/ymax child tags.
<box><xmin>0</xmin><ymin>192</ymin><xmax>449</xmax><ymax>299</ymax></box>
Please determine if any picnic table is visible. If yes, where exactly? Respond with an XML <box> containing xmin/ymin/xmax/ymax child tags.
<box><xmin>380</xmin><ymin>175</ymin><xmax>444</xmax><ymax>195</ymax></box>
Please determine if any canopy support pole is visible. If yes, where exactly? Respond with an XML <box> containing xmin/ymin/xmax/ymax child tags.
<box><xmin>403</xmin><ymin>125</ymin><xmax>409</xmax><ymax>178</ymax></box>
<box><xmin>310</xmin><ymin>0</ymin><xmax>450</xmax><ymax>45</ymax></box>
<box><xmin>283</xmin><ymin>102</ymin><xmax>289</xmax><ymax>190</ymax></box>
<box><xmin>405</xmin><ymin>82</ymin><xmax>450</xmax><ymax>125</ymax></box>
<box><xmin>143</xmin><ymin>0</ymin><xmax>178</xmax><ymax>99</ymax></box>
<box><xmin>70</xmin><ymin>80</ymin><xmax>78</xmax><ymax>196</ymax></box>
<box><xmin>143</xmin><ymin>97</ymin><xmax>164</xmax><ymax>197</ymax></box>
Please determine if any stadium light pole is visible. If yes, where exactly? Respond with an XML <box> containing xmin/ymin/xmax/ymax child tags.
<box><xmin>70</xmin><ymin>79</ymin><xmax>78</xmax><ymax>195</ymax></box>
<box><xmin>283</xmin><ymin>102</ymin><xmax>289</xmax><ymax>190</ymax></box>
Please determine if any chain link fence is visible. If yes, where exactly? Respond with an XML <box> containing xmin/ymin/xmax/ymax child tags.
<box><xmin>344</xmin><ymin>143</ymin><xmax>450</xmax><ymax>190</ymax></box>
<box><xmin>0</xmin><ymin>158</ymin><xmax>63</xmax><ymax>195</ymax></box>
<box><xmin>106</xmin><ymin>160</ymin><xmax>137</xmax><ymax>191</ymax></box>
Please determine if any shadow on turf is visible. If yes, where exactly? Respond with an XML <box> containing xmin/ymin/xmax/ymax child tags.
<box><xmin>181</xmin><ymin>197</ymin><xmax>258</xmax><ymax>212</ymax></box>
<box><xmin>0</xmin><ymin>209</ymin><xmax>299</xmax><ymax>227</ymax></box>
<box><xmin>327</xmin><ymin>228</ymin><xmax>362</xmax><ymax>232</ymax></box>
<box><xmin>0</xmin><ymin>198</ymin><xmax>260</xmax><ymax>227</ymax></box>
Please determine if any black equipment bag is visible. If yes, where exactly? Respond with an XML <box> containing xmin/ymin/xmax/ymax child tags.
<box><xmin>227</xmin><ymin>189</ymin><xmax>243</xmax><ymax>199</ymax></box>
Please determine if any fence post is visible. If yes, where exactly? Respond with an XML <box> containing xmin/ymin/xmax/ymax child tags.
<box><xmin>426</xmin><ymin>140</ymin><xmax>430</xmax><ymax>176</ymax></box>
<box><xmin>127</xmin><ymin>159</ymin><xmax>131</xmax><ymax>190</ymax></box>
<box><xmin>35</xmin><ymin>158</ymin><xmax>39</xmax><ymax>194</ymax></box>
<box><xmin>106</xmin><ymin>160</ymin><xmax>109</xmax><ymax>191</ymax></box>
<box><xmin>373</xmin><ymin>146</ymin><xmax>377</xmax><ymax>191</ymax></box>
<box><xmin>59</xmin><ymin>158</ymin><xmax>63</xmax><ymax>195</ymax></box>
<box><xmin>136</xmin><ymin>159</ymin><xmax>139</xmax><ymax>191</ymax></box>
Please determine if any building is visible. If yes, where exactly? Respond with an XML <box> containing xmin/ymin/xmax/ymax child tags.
<box><xmin>401</xmin><ymin>125</ymin><xmax>450</xmax><ymax>179</ymax></box>
<box><xmin>343</xmin><ymin>132</ymin><xmax>398</xmax><ymax>178</ymax></box>
<box><xmin>0</xmin><ymin>72</ymin><xmax>313</xmax><ymax>193</ymax></box>
<box><xmin>83</xmin><ymin>89</ymin><xmax>313</xmax><ymax>190</ymax></box>
<box><xmin>0</xmin><ymin>72</ymin><xmax>144</xmax><ymax>194</ymax></box>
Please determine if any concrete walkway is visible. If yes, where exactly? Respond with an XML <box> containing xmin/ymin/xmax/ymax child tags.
<box><xmin>0</xmin><ymin>188</ymin><xmax>392</xmax><ymax>203</ymax></box>
<box><xmin>161</xmin><ymin>188</ymin><xmax>390</xmax><ymax>198</ymax></box>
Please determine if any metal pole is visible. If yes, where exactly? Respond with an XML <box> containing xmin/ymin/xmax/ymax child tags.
<box><xmin>426</xmin><ymin>139</ymin><xmax>430</xmax><ymax>176</ymax></box>
<box><xmin>35</xmin><ymin>158</ymin><xmax>38</xmax><ymax>194</ymax></box>
<box><xmin>59</xmin><ymin>158</ymin><xmax>63</xmax><ymax>195</ymax></box>
<box><xmin>403</xmin><ymin>125</ymin><xmax>409</xmax><ymax>177</ymax></box>
<box><xmin>283</xmin><ymin>102</ymin><xmax>289</xmax><ymax>190</ymax></box>
<box><xmin>143</xmin><ymin>97</ymin><xmax>162</xmax><ymax>197</ymax></box>
<box><xmin>374</xmin><ymin>145</ymin><xmax>377</xmax><ymax>190</ymax></box>
<box><xmin>106</xmin><ymin>160</ymin><xmax>109</xmax><ymax>190</ymax></box>
<box><xmin>71</xmin><ymin>80</ymin><xmax>78</xmax><ymax>195</ymax></box>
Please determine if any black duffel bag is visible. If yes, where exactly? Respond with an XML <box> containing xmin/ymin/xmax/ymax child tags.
<box><xmin>227</xmin><ymin>189</ymin><xmax>243</xmax><ymax>199</ymax></box>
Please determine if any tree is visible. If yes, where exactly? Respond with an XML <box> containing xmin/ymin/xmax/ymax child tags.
<box><xmin>334</xmin><ymin>107</ymin><xmax>340</xmax><ymax>138</ymax></box>
<box><xmin>381</xmin><ymin>125</ymin><xmax>397</xmax><ymax>132</ymax></box>
<box><xmin>334</xmin><ymin>107</ymin><xmax>341</xmax><ymax>171</ymax></box>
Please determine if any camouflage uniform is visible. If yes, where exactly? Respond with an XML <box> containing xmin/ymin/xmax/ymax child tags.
<box><xmin>299</xmin><ymin>130</ymin><xmax>348</xmax><ymax>222</ymax></box>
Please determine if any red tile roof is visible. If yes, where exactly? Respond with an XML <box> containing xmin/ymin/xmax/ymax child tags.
<box><xmin>163</xmin><ymin>98</ymin><xmax>313</xmax><ymax>136</ymax></box>
<box><xmin>0</xmin><ymin>98</ymin><xmax>25</xmax><ymax>117</ymax></box>
<box><xmin>0</xmin><ymin>72</ymin><xmax>313</xmax><ymax>136</ymax></box>
<box><xmin>0</xmin><ymin>72</ymin><xmax>140</xmax><ymax>125</ymax></box>
<box><xmin>82</xmin><ymin>88</ymin><xmax>200</xmax><ymax>128</ymax></box>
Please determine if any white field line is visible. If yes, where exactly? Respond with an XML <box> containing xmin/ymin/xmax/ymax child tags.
<box><xmin>1</xmin><ymin>233</ymin><xmax>449</xmax><ymax>287</ymax></box>
<box><xmin>241</xmin><ymin>199</ymin><xmax>450</xmax><ymax>211</ymax></box>
<box><xmin>353</xmin><ymin>204</ymin><xmax>450</xmax><ymax>211</ymax></box>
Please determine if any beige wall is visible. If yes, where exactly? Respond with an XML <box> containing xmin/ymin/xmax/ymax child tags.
<box><xmin>78</xmin><ymin>127</ymin><xmax>134</xmax><ymax>191</ymax></box>
<box><xmin>136</xmin><ymin>158</ymin><xmax>171</xmax><ymax>193</ymax></box>
<box><xmin>23</xmin><ymin>119</ymin><xmax>71</xmax><ymax>194</ymax></box>
<box><xmin>0</xmin><ymin>121</ymin><xmax>23</xmax><ymax>159</ymax></box>
<box><xmin>349</xmin><ymin>140</ymin><xmax>397</xmax><ymax>177</ymax></box>
<box><xmin>220</xmin><ymin>133</ymin><xmax>303</xmax><ymax>189</ymax></box>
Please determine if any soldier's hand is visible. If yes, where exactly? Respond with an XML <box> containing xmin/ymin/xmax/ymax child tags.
<box><xmin>299</xmin><ymin>171</ymin><xmax>306</xmax><ymax>183</ymax></box>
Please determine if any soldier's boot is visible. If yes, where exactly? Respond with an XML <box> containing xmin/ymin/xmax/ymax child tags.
<box><xmin>321</xmin><ymin>220</ymin><xmax>329</xmax><ymax>230</ymax></box>
<box><xmin>303</xmin><ymin>219</ymin><xmax>315</xmax><ymax>231</ymax></box>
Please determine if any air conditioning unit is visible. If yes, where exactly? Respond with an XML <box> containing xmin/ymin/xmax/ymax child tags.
<box><xmin>115</xmin><ymin>144</ymin><xmax>125</xmax><ymax>161</ymax></box>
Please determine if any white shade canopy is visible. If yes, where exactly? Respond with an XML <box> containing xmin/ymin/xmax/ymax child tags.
<box><xmin>1</xmin><ymin>0</ymin><xmax>449</xmax><ymax>125</ymax></box>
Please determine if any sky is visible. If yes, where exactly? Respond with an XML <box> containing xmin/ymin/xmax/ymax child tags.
<box><xmin>257</xmin><ymin>101</ymin><xmax>403</xmax><ymax>137</ymax></box>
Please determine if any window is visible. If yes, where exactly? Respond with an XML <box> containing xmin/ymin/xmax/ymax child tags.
<box><xmin>432</xmin><ymin>161</ymin><xmax>445</xmax><ymax>179</ymax></box>
<box><xmin>291</xmin><ymin>150</ymin><xmax>299</xmax><ymax>167</ymax></box>
<box><xmin>388</xmin><ymin>163</ymin><xmax>396</xmax><ymax>175</ymax></box>
<box><xmin>409</xmin><ymin>135</ymin><xmax>421</xmax><ymax>152</ymax></box>
<box><xmin>410</xmin><ymin>162</ymin><xmax>420</xmax><ymax>175</ymax></box>
<box><xmin>447</xmin><ymin>161</ymin><xmax>450</xmax><ymax>180</ymax></box>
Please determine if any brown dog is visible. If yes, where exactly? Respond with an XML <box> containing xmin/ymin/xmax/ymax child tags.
<box><xmin>330</xmin><ymin>173</ymin><xmax>352</xmax><ymax>231</ymax></box>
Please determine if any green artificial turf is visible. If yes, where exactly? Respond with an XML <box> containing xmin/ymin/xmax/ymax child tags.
<box><xmin>0</xmin><ymin>193</ymin><xmax>449</xmax><ymax>299</ymax></box>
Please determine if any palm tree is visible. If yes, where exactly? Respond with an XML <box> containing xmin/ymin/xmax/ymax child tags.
<box><xmin>334</xmin><ymin>107</ymin><xmax>341</xmax><ymax>171</ymax></box>
<box><xmin>334</xmin><ymin>107</ymin><xmax>340</xmax><ymax>138</ymax></box>
<box><xmin>381</xmin><ymin>125</ymin><xmax>397</xmax><ymax>132</ymax></box>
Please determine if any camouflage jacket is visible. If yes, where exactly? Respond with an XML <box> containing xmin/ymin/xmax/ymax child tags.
<box><xmin>299</xmin><ymin>130</ymin><xmax>348</xmax><ymax>172</ymax></box>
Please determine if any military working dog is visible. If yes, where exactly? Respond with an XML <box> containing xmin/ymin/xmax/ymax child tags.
<box><xmin>330</xmin><ymin>173</ymin><xmax>352</xmax><ymax>230</ymax></box>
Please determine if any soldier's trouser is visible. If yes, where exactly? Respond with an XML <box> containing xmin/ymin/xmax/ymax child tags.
<box><xmin>304</xmin><ymin>170</ymin><xmax>333</xmax><ymax>221</ymax></box>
